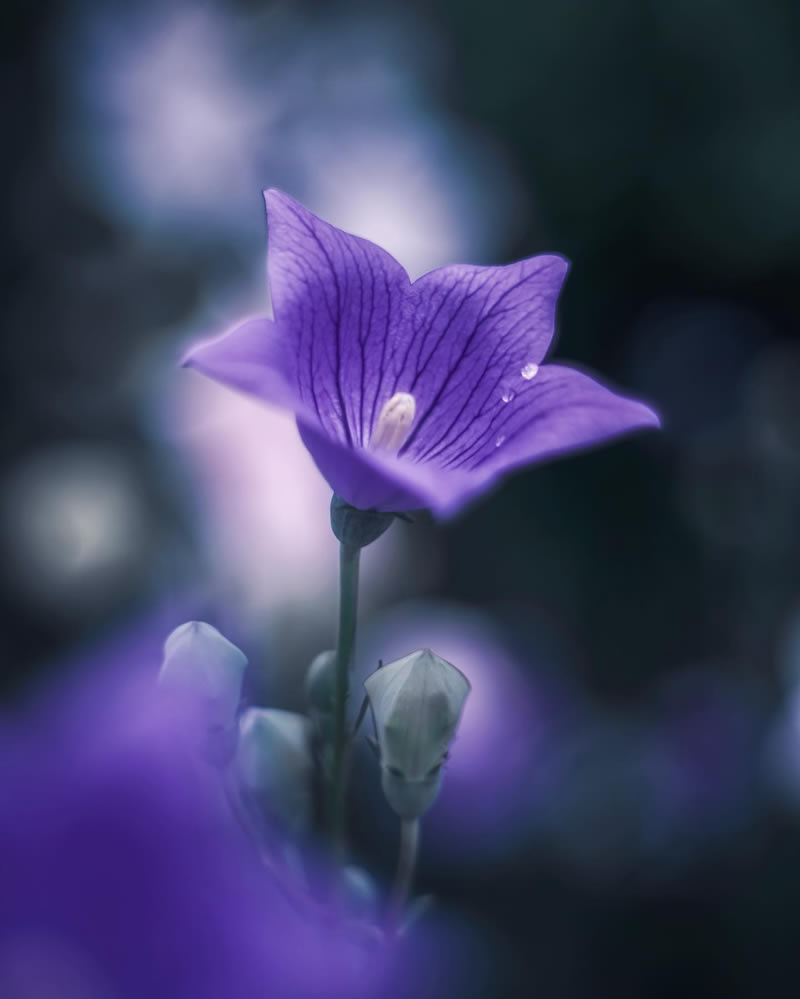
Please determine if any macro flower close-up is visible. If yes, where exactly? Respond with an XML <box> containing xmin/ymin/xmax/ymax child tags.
<box><xmin>185</xmin><ymin>190</ymin><xmax>659</xmax><ymax>515</ymax></box>
<box><xmin>4</xmin><ymin>1</ymin><xmax>800</xmax><ymax>997</ymax></box>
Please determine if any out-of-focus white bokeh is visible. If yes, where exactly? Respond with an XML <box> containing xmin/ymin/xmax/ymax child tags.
<box><xmin>0</xmin><ymin>446</ymin><xmax>151</xmax><ymax>614</ymax></box>
<box><xmin>62</xmin><ymin>1</ymin><xmax>525</xmax><ymax>265</ymax></box>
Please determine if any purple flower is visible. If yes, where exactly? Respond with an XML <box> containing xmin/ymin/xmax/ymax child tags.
<box><xmin>185</xmin><ymin>190</ymin><xmax>659</xmax><ymax>515</ymax></box>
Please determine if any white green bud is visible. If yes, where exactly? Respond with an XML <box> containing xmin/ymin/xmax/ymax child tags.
<box><xmin>304</xmin><ymin>649</ymin><xmax>337</xmax><ymax>716</ymax></box>
<box><xmin>364</xmin><ymin>648</ymin><xmax>470</xmax><ymax>819</ymax></box>
<box><xmin>158</xmin><ymin>622</ymin><xmax>248</xmax><ymax>763</ymax></box>
<box><xmin>235</xmin><ymin>708</ymin><xmax>314</xmax><ymax>835</ymax></box>
<box><xmin>304</xmin><ymin>649</ymin><xmax>338</xmax><ymax>748</ymax></box>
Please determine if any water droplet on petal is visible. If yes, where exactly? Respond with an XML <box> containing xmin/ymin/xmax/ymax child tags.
<box><xmin>495</xmin><ymin>435</ymin><xmax>506</xmax><ymax>448</ymax></box>
<box><xmin>501</xmin><ymin>388</ymin><xmax>515</xmax><ymax>403</ymax></box>
<box><xmin>521</xmin><ymin>362</ymin><xmax>539</xmax><ymax>380</ymax></box>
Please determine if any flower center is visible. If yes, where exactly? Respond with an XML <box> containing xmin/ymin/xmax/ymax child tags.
<box><xmin>371</xmin><ymin>392</ymin><xmax>416</xmax><ymax>454</ymax></box>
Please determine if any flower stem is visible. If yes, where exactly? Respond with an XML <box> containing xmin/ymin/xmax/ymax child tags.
<box><xmin>330</xmin><ymin>541</ymin><xmax>361</xmax><ymax>857</ymax></box>
<box><xmin>388</xmin><ymin>817</ymin><xmax>420</xmax><ymax>932</ymax></box>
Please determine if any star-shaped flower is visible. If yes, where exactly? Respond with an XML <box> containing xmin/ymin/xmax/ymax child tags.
<box><xmin>185</xmin><ymin>190</ymin><xmax>659</xmax><ymax>516</ymax></box>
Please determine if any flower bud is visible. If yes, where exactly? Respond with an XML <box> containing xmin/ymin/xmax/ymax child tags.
<box><xmin>304</xmin><ymin>649</ymin><xmax>337</xmax><ymax>716</ymax></box>
<box><xmin>364</xmin><ymin>649</ymin><xmax>470</xmax><ymax>819</ymax></box>
<box><xmin>236</xmin><ymin>708</ymin><xmax>314</xmax><ymax>835</ymax></box>
<box><xmin>304</xmin><ymin>649</ymin><xmax>337</xmax><ymax>747</ymax></box>
<box><xmin>158</xmin><ymin>622</ymin><xmax>248</xmax><ymax>764</ymax></box>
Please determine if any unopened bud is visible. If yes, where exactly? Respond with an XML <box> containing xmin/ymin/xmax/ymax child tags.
<box><xmin>304</xmin><ymin>650</ymin><xmax>337</xmax><ymax>716</ymax></box>
<box><xmin>304</xmin><ymin>649</ymin><xmax>337</xmax><ymax>746</ymax></box>
<box><xmin>236</xmin><ymin>708</ymin><xmax>314</xmax><ymax>835</ymax></box>
<box><xmin>364</xmin><ymin>649</ymin><xmax>470</xmax><ymax>819</ymax></box>
<box><xmin>159</xmin><ymin>621</ymin><xmax>247</xmax><ymax>763</ymax></box>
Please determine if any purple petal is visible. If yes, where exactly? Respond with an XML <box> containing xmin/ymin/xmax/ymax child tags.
<box><xmin>183</xmin><ymin>317</ymin><xmax>298</xmax><ymax>412</ymax></box>
<box><xmin>395</xmin><ymin>256</ymin><xmax>569</xmax><ymax>462</ymax></box>
<box><xmin>265</xmin><ymin>189</ymin><xmax>410</xmax><ymax>447</ymax></box>
<box><xmin>442</xmin><ymin>363</ymin><xmax>661</xmax><ymax>479</ymax></box>
<box><xmin>297</xmin><ymin>419</ymin><xmax>483</xmax><ymax>514</ymax></box>
<box><xmin>300</xmin><ymin>363</ymin><xmax>657</xmax><ymax>518</ymax></box>
<box><xmin>297</xmin><ymin>420</ymin><xmax>429</xmax><ymax>511</ymax></box>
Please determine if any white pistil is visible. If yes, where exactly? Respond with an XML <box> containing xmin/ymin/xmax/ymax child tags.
<box><xmin>371</xmin><ymin>392</ymin><xmax>417</xmax><ymax>454</ymax></box>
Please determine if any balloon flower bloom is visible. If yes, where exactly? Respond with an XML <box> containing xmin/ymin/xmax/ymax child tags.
<box><xmin>185</xmin><ymin>190</ymin><xmax>658</xmax><ymax>515</ymax></box>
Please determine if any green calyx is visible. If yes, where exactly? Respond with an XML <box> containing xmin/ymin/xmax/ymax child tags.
<box><xmin>329</xmin><ymin>495</ymin><xmax>397</xmax><ymax>549</ymax></box>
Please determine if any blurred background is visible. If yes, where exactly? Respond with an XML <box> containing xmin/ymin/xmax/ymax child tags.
<box><xmin>2</xmin><ymin>0</ymin><xmax>800</xmax><ymax>995</ymax></box>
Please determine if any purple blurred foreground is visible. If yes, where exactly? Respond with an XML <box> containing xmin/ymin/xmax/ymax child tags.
<box><xmin>0</xmin><ymin>621</ymin><xmax>457</xmax><ymax>999</ymax></box>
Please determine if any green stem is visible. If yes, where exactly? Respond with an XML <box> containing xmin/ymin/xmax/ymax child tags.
<box><xmin>330</xmin><ymin>542</ymin><xmax>361</xmax><ymax>857</ymax></box>
<box><xmin>388</xmin><ymin>818</ymin><xmax>420</xmax><ymax>931</ymax></box>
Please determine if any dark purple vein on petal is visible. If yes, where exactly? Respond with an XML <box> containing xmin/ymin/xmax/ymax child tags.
<box><xmin>340</xmin><ymin>235</ymin><xmax>367</xmax><ymax>446</ymax></box>
<box><xmin>398</xmin><ymin>273</ymin><xmax>511</xmax><ymax>457</ymax></box>
<box><xmin>399</xmin><ymin>264</ymin><xmax>560</xmax><ymax>460</ymax></box>
<box><xmin>284</xmin><ymin>201</ymin><xmax>353</xmax><ymax>448</ymax></box>
<box><xmin>445</xmin><ymin>380</ymin><xmax>567</xmax><ymax>470</ymax></box>
<box><xmin>394</xmin><ymin>279</ymin><xmax>461</xmax><ymax>395</ymax></box>
<box><xmin>368</xmin><ymin>262</ymin><xmax>393</xmax><ymax>440</ymax></box>
<box><xmin>417</xmin><ymin>365</ymin><xmax>508</xmax><ymax>465</ymax></box>
<box><xmin>412</xmin><ymin>356</ymin><xmax>499</xmax><ymax>463</ymax></box>
<box><xmin>408</xmin><ymin>271</ymin><xmax>492</xmax><ymax>395</ymax></box>
<box><xmin>360</xmin><ymin>257</ymin><xmax>377</xmax><ymax>445</ymax></box>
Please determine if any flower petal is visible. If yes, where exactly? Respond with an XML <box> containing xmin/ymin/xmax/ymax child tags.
<box><xmin>394</xmin><ymin>255</ymin><xmax>569</xmax><ymax>461</ymax></box>
<box><xmin>436</xmin><ymin>363</ymin><xmax>660</xmax><ymax>478</ymax></box>
<box><xmin>265</xmin><ymin>189</ymin><xmax>410</xmax><ymax>447</ymax></box>
<box><xmin>295</xmin><ymin>417</ymin><xmax>492</xmax><ymax>516</ymax></box>
<box><xmin>301</xmin><ymin>365</ymin><xmax>659</xmax><ymax>517</ymax></box>
<box><xmin>182</xmin><ymin>317</ymin><xmax>298</xmax><ymax>411</ymax></box>
<box><xmin>296</xmin><ymin>419</ymin><xmax>433</xmax><ymax>512</ymax></box>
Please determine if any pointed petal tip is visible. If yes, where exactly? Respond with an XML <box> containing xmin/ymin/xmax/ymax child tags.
<box><xmin>530</xmin><ymin>252</ymin><xmax>571</xmax><ymax>286</ymax></box>
<box><xmin>637</xmin><ymin>400</ymin><xmax>662</xmax><ymax>430</ymax></box>
<box><xmin>179</xmin><ymin>340</ymin><xmax>203</xmax><ymax>369</ymax></box>
<box><xmin>551</xmin><ymin>253</ymin><xmax>571</xmax><ymax>291</ymax></box>
<box><xmin>179</xmin><ymin>336</ymin><xmax>220</xmax><ymax>373</ymax></box>
<box><xmin>263</xmin><ymin>187</ymin><xmax>294</xmax><ymax>212</ymax></box>
<box><xmin>263</xmin><ymin>188</ymin><xmax>286</xmax><ymax>221</ymax></box>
